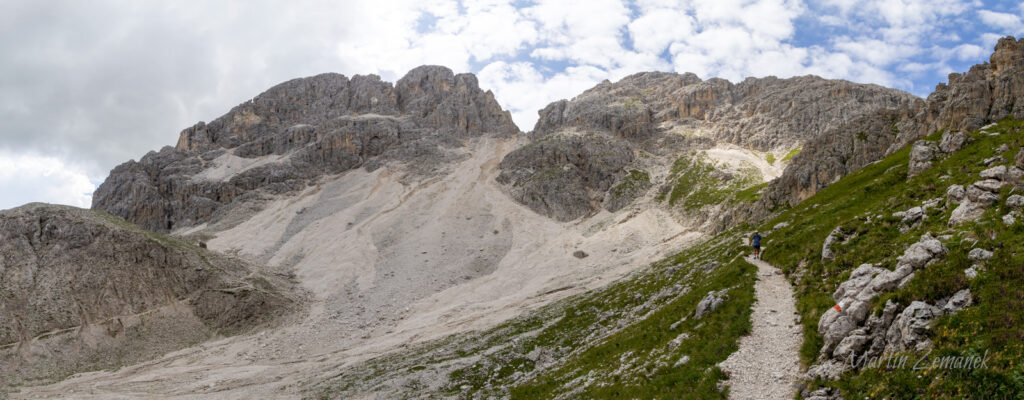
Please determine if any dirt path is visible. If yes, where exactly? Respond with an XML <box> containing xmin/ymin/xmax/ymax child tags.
<box><xmin>719</xmin><ymin>256</ymin><xmax>802</xmax><ymax>400</ymax></box>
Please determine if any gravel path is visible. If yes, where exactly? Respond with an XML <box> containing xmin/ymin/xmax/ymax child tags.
<box><xmin>719</xmin><ymin>256</ymin><xmax>802</xmax><ymax>400</ymax></box>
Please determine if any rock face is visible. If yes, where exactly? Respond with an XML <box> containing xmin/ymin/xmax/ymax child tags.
<box><xmin>755</xmin><ymin>36</ymin><xmax>1024</xmax><ymax>214</ymax></box>
<box><xmin>758</xmin><ymin>107</ymin><xmax>917</xmax><ymax>209</ymax></box>
<box><xmin>499</xmin><ymin>72</ymin><xmax>917</xmax><ymax>221</ymax></box>
<box><xmin>893</xmin><ymin>36</ymin><xmax>1024</xmax><ymax>148</ymax></box>
<box><xmin>815</xmin><ymin>234</ymin><xmax>946</xmax><ymax>361</ymax></box>
<box><xmin>93</xmin><ymin>66</ymin><xmax>519</xmax><ymax>232</ymax></box>
<box><xmin>0</xmin><ymin>204</ymin><xmax>298</xmax><ymax>387</ymax></box>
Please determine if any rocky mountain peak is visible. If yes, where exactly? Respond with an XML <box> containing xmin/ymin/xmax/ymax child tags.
<box><xmin>93</xmin><ymin>66</ymin><xmax>519</xmax><ymax>232</ymax></box>
<box><xmin>500</xmin><ymin>70</ymin><xmax>918</xmax><ymax>223</ymax></box>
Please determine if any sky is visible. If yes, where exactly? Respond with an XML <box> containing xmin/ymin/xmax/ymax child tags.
<box><xmin>1</xmin><ymin>0</ymin><xmax>1023</xmax><ymax>210</ymax></box>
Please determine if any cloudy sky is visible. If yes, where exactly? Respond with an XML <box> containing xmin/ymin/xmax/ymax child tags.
<box><xmin>1</xmin><ymin>0</ymin><xmax>1022</xmax><ymax>210</ymax></box>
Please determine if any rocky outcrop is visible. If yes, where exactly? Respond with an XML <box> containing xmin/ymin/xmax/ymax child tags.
<box><xmin>693</xmin><ymin>290</ymin><xmax>727</xmax><ymax>319</ymax></box>
<box><xmin>806</xmin><ymin>234</ymin><xmax>982</xmax><ymax>381</ymax></box>
<box><xmin>0</xmin><ymin>204</ymin><xmax>298</xmax><ymax>387</ymax></box>
<box><xmin>496</xmin><ymin>133</ymin><xmax>635</xmax><ymax>221</ymax></box>
<box><xmin>501</xmin><ymin>72</ymin><xmax>916</xmax><ymax>221</ymax></box>
<box><xmin>756</xmin><ymin>107</ymin><xmax>917</xmax><ymax>209</ymax></box>
<box><xmin>532</xmin><ymin>73</ymin><xmax>917</xmax><ymax>150</ymax></box>
<box><xmin>755</xmin><ymin>37</ymin><xmax>1024</xmax><ymax>216</ymax></box>
<box><xmin>816</xmin><ymin>234</ymin><xmax>946</xmax><ymax>361</ymax></box>
<box><xmin>93</xmin><ymin>66</ymin><xmax>519</xmax><ymax>232</ymax></box>
<box><xmin>949</xmin><ymin>167</ymin><xmax>1008</xmax><ymax>225</ymax></box>
<box><xmin>893</xmin><ymin>37</ymin><xmax>1024</xmax><ymax>149</ymax></box>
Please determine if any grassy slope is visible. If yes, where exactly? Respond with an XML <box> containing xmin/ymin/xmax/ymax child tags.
<box><xmin>758</xmin><ymin>118</ymin><xmax>1024</xmax><ymax>398</ymax></box>
<box><xmin>312</xmin><ymin>233</ymin><xmax>757</xmax><ymax>399</ymax></box>
<box><xmin>660</xmin><ymin>153</ymin><xmax>763</xmax><ymax>209</ymax></box>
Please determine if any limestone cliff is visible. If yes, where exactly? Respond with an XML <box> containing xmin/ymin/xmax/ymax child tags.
<box><xmin>92</xmin><ymin>66</ymin><xmax>519</xmax><ymax>232</ymax></box>
<box><xmin>0</xmin><ymin>204</ymin><xmax>298</xmax><ymax>387</ymax></box>
<box><xmin>756</xmin><ymin>36</ymin><xmax>1024</xmax><ymax>215</ymax></box>
<box><xmin>499</xmin><ymin>72</ymin><xmax>918</xmax><ymax>222</ymax></box>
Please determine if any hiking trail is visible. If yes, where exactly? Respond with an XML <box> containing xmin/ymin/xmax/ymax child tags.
<box><xmin>719</xmin><ymin>256</ymin><xmax>802</xmax><ymax>400</ymax></box>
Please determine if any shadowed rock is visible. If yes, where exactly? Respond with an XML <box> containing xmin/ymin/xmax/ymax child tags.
<box><xmin>0</xmin><ymin>204</ymin><xmax>299</xmax><ymax>387</ymax></box>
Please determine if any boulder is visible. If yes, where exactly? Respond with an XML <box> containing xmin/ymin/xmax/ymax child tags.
<box><xmin>939</xmin><ymin>130</ymin><xmax>970</xmax><ymax>153</ymax></box>
<box><xmin>968</xmin><ymin>248</ymin><xmax>993</xmax><ymax>261</ymax></box>
<box><xmin>896</xmin><ymin>234</ymin><xmax>946</xmax><ymax>269</ymax></box>
<box><xmin>943</xmin><ymin>289</ymin><xmax>973</xmax><ymax>314</ymax></box>
<box><xmin>946</xmin><ymin>184</ymin><xmax>966</xmax><ymax>205</ymax></box>
<box><xmin>972</xmin><ymin>179</ymin><xmax>1004</xmax><ymax>193</ymax></box>
<box><xmin>833</xmin><ymin>331</ymin><xmax>870</xmax><ymax>361</ymax></box>
<box><xmin>1004</xmin><ymin>212</ymin><xmax>1017</xmax><ymax>226</ymax></box>
<box><xmin>980</xmin><ymin>165</ymin><xmax>1007</xmax><ymax>180</ymax></box>
<box><xmin>1007</xmin><ymin>194</ymin><xmax>1024</xmax><ymax>208</ymax></box>
<box><xmin>821</xmin><ymin>315</ymin><xmax>859</xmax><ymax>356</ymax></box>
<box><xmin>884</xmin><ymin>301</ymin><xmax>940</xmax><ymax>353</ymax></box>
<box><xmin>693</xmin><ymin>290</ymin><xmax>727</xmax><ymax>319</ymax></box>
<box><xmin>805</xmin><ymin>360</ymin><xmax>848</xmax><ymax>381</ymax></box>
<box><xmin>949</xmin><ymin>199</ymin><xmax>989</xmax><ymax>225</ymax></box>
<box><xmin>1007</xmin><ymin>166</ymin><xmax>1024</xmax><ymax>183</ymax></box>
<box><xmin>908</xmin><ymin>140</ymin><xmax>938</xmax><ymax>177</ymax></box>
<box><xmin>821</xmin><ymin>227</ymin><xmax>844</xmax><ymax>260</ymax></box>
<box><xmin>902</xmin><ymin>206</ymin><xmax>925</xmax><ymax>224</ymax></box>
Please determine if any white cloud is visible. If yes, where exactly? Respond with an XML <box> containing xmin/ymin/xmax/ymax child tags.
<box><xmin>628</xmin><ymin>8</ymin><xmax>696</xmax><ymax>55</ymax></box>
<box><xmin>978</xmin><ymin>10</ymin><xmax>1024</xmax><ymax>33</ymax></box>
<box><xmin>0</xmin><ymin>152</ymin><xmax>95</xmax><ymax>210</ymax></box>
<box><xmin>1</xmin><ymin>0</ymin><xmax>1018</xmax><ymax>207</ymax></box>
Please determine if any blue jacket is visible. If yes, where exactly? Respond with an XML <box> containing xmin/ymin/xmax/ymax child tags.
<box><xmin>751</xmin><ymin>234</ymin><xmax>762</xmax><ymax>246</ymax></box>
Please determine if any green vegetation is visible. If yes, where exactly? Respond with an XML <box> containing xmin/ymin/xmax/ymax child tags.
<box><xmin>662</xmin><ymin>153</ymin><xmax>763</xmax><ymax>209</ymax></box>
<box><xmin>766</xmin><ymin>153</ymin><xmax>776</xmax><ymax>165</ymax></box>
<box><xmin>781</xmin><ymin>147</ymin><xmax>802</xmax><ymax>162</ymax></box>
<box><xmin>734</xmin><ymin>182</ymin><xmax>769</xmax><ymax>202</ymax></box>
<box><xmin>611</xmin><ymin>169</ymin><xmax>652</xmax><ymax>197</ymax></box>
<box><xmin>313</xmin><ymin>233</ymin><xmax>757</xmax><ymax>399</ymax></box>
<box><xmin>758</xmin><ymin>117</ymin><xmax>1024</xmax><ymax>398</ymax></box>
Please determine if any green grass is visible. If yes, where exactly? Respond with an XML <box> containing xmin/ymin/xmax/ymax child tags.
<box><xmin>781</xmin><ymin>148</ymin><xmax>802</xmax><ymax>162</ymax></box>
<box><xmin>758</xmin><ymin>117</ymin><xmax>1024</xmax><ymax>398</ymax></box>
<box><xmin>663</xmin><ymin>153</ymin><xmax>763</xmax><ymax>209</ymax></box>
<box><xmin>766</xmin><ymin>153</ymin><xmax>776</xmax><ymax>165</ymax></box>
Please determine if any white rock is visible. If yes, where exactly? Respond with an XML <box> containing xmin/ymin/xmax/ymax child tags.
<box><xmin>964</xmin><ymin>266</ymin><xmax>978</xmax><ymax>279</ymax></box>
<box><xmin>943</xmin><ymin>289</ymin><xmax>973</xmax><ymax>314</ymax></box>
<box><xmin>1007</xmin><ymin>195</ymin><xmax>1024</xmax><ymax>208</ymax></box>
<box><xmin>1007</xmin><ymin>167</ymin><xmax>1024</xmax><ymax>183</ymax></box>
<box><xmin>946</xmin><ymin>184</ymin><xmax>966</xmax><ymax>205</ymax></box>
<box><xmin>980</xmin><ymin>165</ymin><xmax>1007</xmax><ymax>180</ymax></box>
<box><xmin>949</xmin><ymin>200</ymin><xmax>988</xmax><ymax>226</ymax></box>
<box><xmin>972</xmin><ymin>179</ymin><xmax>1004</xmax><ymax>193</ymax></box>
<box><xmin>968</xmin><ymin>248</ymin><xmax>993</xmax><ymax>261</ymax></box>
<box><xmin>1004</xmin><ymin>212</ymin><xmax>1017</xmax><ymax>226</ymax></box>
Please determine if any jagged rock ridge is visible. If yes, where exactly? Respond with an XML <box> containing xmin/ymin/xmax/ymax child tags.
<box><xmin>499</xmin><ymin>72</ymin><xmax>918</xmax><ymax>222</ymax></box>
<box><xmin>758</xmin><ymin>36</ymin><xmax>1024</xmax><ymax>213</ymax></box>
<box><xmin>92</xmin><ymin>66</ymin><xmax>519</xmax><ymax>232</ymax></box>
<box><xmin>0</xmin><ymin>204</ymin><xmax>298</xmax><ymax>387</ymax></box>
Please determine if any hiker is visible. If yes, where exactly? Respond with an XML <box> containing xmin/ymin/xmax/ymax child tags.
<box><xmin>750</xmin><ymin>231</ymin><xmax>762</xmax><ymax>259</ymax></box>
